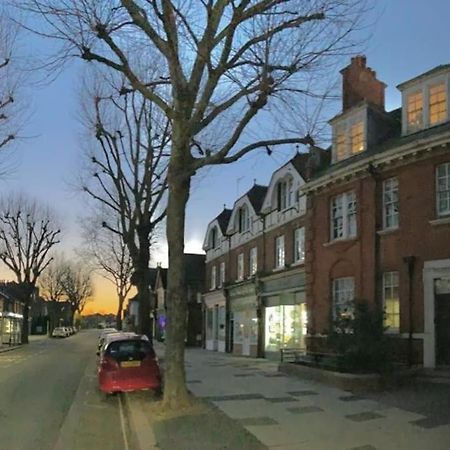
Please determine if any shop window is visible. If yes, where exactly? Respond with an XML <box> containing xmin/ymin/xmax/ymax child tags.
<box><xmin>437</xmin><ymin>162</ymin><xmax>450</xmax><ymax>216</ymax></box>
<box><xmin>275</xmin><ymin>235</ymin><xmax>285</xmax><ymax>269</ymax></box>
<box><xmin>383</xmin><ymin>178</ymin><xmax>399</xmax><ymax>229</ymax></box>
<box><xmin>237</xmin><ymin>253</ymin><xmax>244</xmax><ymax>281</ymax></box>
<box><xmin>383</xmin><ymin>271</ymin><xmax>400</xmax><ymax>333</ymax></box>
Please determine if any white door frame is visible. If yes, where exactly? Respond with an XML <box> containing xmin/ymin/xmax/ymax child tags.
<box><xmin>423</xmin><ymin>259</ymin><xmax>450</xmax><ymax>368</ymax></box>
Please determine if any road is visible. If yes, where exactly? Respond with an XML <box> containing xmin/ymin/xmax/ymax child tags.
<box><xmin>0</xmin><ymin>330</ymin><xmax>130</xmax><ymax>450</ymax></box>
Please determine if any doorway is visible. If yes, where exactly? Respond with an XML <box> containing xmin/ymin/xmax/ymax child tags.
<box><xmin>435</xmin><ymin>293</ymin><xmax>450</xmax><ymax>365</ymax></box>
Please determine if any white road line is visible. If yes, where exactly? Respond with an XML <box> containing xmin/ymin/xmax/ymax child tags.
<box><xmin>118</xmin><ymin>393</ymin><xmax>131</xmax><ymax>450</ymax></box>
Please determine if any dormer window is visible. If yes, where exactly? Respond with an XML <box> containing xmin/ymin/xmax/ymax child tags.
<box><xmin>208</xmin><ymin>227</ymin><xmax>218</xmax><ymax>249</ymax></box>
<box><xmin>332</xmin><ymin>113</ymin><xmax>366</xmax><ymax>163</ymax></box>
<box><xmin>407</xmin><ymin>91</ymin><xmax>423</xmax><ymax>132</ymax></box>
<box><xmin>277</xmin><ymin>177</ymin><xmax>293</xmax><ymax>211</ymax></box>
<box><xmin>336</xmin><ymin>130</ymin><xmax>346</xmax><ymax>161</ymax></box>
<box><xmin>429</xmin><ymin>83</ymin><xmax>447</xmax><ymax>125</ymax></box>
<box><xmin>237</xmin><ymin>205</ymin><xmax>249</xmax><ymax>232</ymax></box>
<box><xmin>350</xmin><ymin>122</ymin><xmax>364</xmax><ymax>154</ymax></box>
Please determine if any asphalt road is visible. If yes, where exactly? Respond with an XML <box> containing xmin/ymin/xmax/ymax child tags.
<box><xmin>0</xmin><ymin>330</ymin><xmax>128</xmax><ymax>450</ymax></box>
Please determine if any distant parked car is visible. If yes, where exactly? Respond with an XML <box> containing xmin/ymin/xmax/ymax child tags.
<box><xmin>97</xmin><ymin>334</ymin><xmax>161</xmax><ymax>395</ymax></box>
<box><xmin>52</xmin><ymin>327</ymin><xmax>69</xmax><ymax>338</ymax></box>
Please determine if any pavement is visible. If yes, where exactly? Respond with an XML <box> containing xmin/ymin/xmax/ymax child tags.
<box><xmin>180</xmin><ymin>346</ymin><xmax>450</xmax><ymax>450</ymax></box>
<box><xmin>0</xmin><ymin>333</ymin><xmax>48</xmax><ymax>353</ymax></box>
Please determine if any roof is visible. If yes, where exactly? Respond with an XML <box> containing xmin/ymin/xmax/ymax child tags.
<box><xmin>397</xmin><ymin>64</ymin><xmax>450</xmax><ymax>90</ymax></box>
<box><xmin>290</xmin><ymin>152</ymin><xmax>310</xmax><ymax>179</ymax></box>
<box><xmin>246</xmin><ymin>184</ymin><xmax>268</xmax><ymax>214</ymax></box>
<box><xmin>312</xmin><ymin>108</ymin><xmax>450</xmax><ymax>181</ymax></box>
<box><xmin>215</xmin><ymin>208</ymin><xmax>232</xmax><ymax>234</ymax></box>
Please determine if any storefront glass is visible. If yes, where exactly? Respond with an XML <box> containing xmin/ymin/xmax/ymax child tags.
<box><xmin>265</xmin><ymin>304</ymin><xmax>307</xmax><ymax>352</ymax></box>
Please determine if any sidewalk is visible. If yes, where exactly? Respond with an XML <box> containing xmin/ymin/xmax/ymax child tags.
<box><xmin>0</xmin><ymin>334</ymin><xmax>49</xmax><ymax>353</ymax></box>
<box><xmin>181</xmin><ymin>347</ymin><xmax>450</xmax><ymax>450</ymax></box>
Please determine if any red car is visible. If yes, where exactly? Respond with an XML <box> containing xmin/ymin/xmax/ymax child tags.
<box><xmin>98</xmin><ymin>334</ymin><xmax>162</xmax><ymax>395</ymax></box>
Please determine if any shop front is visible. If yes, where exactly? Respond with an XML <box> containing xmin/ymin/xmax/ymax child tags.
<box><xmin>0</xmin><ymin>311</ymin><xmax>23</xmax><ymax>346</ymax></box>
<box><xmin>261</xmin><ymin>269</ymin><xmax>307</xmax><ymax>359</ymax></box>
<box><xmin>203</xmin><ymin>290</ymin><xmax>227</xmax><ymax>352</ymax></box>
<box><xmin>228</xmin><ymin>282</ymin><xmax>258</xmax><ymax>357</ymax></box>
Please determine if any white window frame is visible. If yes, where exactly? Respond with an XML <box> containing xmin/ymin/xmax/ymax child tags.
<box><xmin>437</xmin><ymin>162</ymin><xmax>450</xmax><ymax>217</ymax></box>
<box><xmin>219</xmin><ymin>262</ymin><xmax>225</xmax><ymax>288</ymax></box>
<box><xmin>331</xmin><ymin>191</ymin><xmax>357</xmax><ymax>241</ymax></box>
<box><xmin>429</xmin><ymin>82</ymin><xmax>447</xmax><ymax>126</ymax></box>
<box><xmin>383</xmin><ymin>271</ymin><xmax>400</xmax><ymax>334</ymax></box>
<box><xmin>275</xmin><ymin>235</ymin><xmax>285</xmax><ymax>269</ymax></box>
<box><xmin>249</xmin><ymin>247</ymin><xmax>257</xmax><ymax>276</ymax></box>
<box><xmin>277</xmin><ymin>178</ymin><xmax>293</xmax><ymax>211</ymax></box>
<box><xmin>210</xmin><ymin>266</ymin><xmax>217</xmax><ymax>290</ymax></box>
<box><xmin>332</xmin><ymin>113</ymin><xmax>366</xmax><ymax>163</ymax></box>
<box><xmin>237</xmin><ymin>205</ymin><xmax>250</xmax><ymax>233</ymax></box>
<box><xmin>406</xmin><ymin>90</ymin><xmax>423</xmax><ymax>133</ymax></box>
<box><xmin>332</xmin><ymin>277</ymin><xmax>355</xmax><ymax>319</ymax></box>
<box><xmin>237</xmin><ymin>253</ymin><xmax>244</xmax><ymax>281</ymax></box>
<box><xmin>383</xmin><ymin>178</ymin><xmax>399</xmax><ymax>230</ymax></box>
<box><xmin>294</xmin><ymin>227</ymin><xmax>305</xmax><ymax>263</ymax></box>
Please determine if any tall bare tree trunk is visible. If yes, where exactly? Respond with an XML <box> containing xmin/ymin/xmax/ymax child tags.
<box><xmin>136</xmin><ymin>227</ymin><xmax>152</xmax><ymax>337</ymax></box>
<box><xmin>21</xmin><ymin>298</ymin><xmax>30</xmax><ymax>344</ymax></box>
<box><xmin>163</xmin><ymin>141</ymin><xmax>192</xmax><ymax>409</ymax></box>
<box><xmin>116</xmin><ymin>294</ymin><xmax>125</xmax><ymax>331</ymax></box>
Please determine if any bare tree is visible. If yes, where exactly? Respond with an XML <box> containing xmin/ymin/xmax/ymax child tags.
<box><xmin>78</xmin><ymin>71</ymin><xmax>169</xmax><ymax>336</ymax></box>
<box><xmin>20</xmin><ymin>0</ymin><xmax>369</xmax><ymax>409</ymax></box>
<box><xmin>0</xmin><ymin>193</ymin><xmax>60</xmax><ymax>343</ymax></box>
<box><xmin>81</xmin><ymin>211</ymin><xmax>133</xmax><ymax>330</ymax></box>
<box><xmin>60</xmin><ymin>261</ymin><xmax>93</xmax><ymax>322</ymax></box>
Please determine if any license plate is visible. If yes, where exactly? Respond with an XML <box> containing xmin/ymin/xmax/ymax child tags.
<box><xmin>120</xmin><ymin>360</ymin><xmax>141</xmax><ymax>368</ymax></box>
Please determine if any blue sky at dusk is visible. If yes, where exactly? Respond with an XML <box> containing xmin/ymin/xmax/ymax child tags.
<box><xmin>2</xmin><ymin>1</ymin><xmax>449</xmax><ymax>311</ymax></box>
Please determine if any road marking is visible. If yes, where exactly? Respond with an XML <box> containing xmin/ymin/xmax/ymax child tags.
<box><xmin>118</xmin><ymin>393</ymin><xmax>131</xmax><ymax>450</ymax></box>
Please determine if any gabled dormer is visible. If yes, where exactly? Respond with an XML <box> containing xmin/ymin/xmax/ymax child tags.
<box><xmin>261</xmin><ymin>153</ymin><xmax>308</xmax><ymax>228</ymax></box>
<box><xmin>398</xmin><ymin>64</ymin><xmax>450</xmax><ymax>135</ymax></box>
<box><xmin>226</xmin><ymin>184</ymin><xmax>267</xmax><ymax>248</ymax></box>
<box><xmin>330</xmin><ymin>56</ymin><xmax>392</xmax><ymax>164</ymax></box>
<box><xmin>203</xmin><ymin>208</ymin><xmax>232</xmax><ymax>261</ymax></box>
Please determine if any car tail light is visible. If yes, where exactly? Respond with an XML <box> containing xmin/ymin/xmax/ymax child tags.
<box><xmin>101</xmin><ymin>356</ymin><xmax>119</xmax><ymax>371</ymax></box>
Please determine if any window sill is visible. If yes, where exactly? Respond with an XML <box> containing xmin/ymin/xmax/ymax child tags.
<box><xmin>430</xmin><ymin>217</ymin><xmax>450</xmax><ymax>226</ymax></box>
<box><xmin>323</xmin><ymin>237</ymin><xmax>357</xmax><ymax>247</ymax></box>
<box><xmin>291</xmin><ymin>260</ymin><xmax>305</xmax><ymax>267</ymax></box>
<box><xmin>272</xmin><ymin>266</ymin><xmax>285</xmax><ymax>272</ymax></box>
<box><xmin>377</xmin><ymin>227</ymin><xmax>400</xmax><ymax>236</ymax></box>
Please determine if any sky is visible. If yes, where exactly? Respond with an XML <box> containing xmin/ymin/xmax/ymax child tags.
<box><xmin>2</xmin><ymin>1</ymin><xmax>450</xmax><ymax>314</ymax></box>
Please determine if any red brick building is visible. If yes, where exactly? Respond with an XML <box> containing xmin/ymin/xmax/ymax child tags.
<box><xmin>305</xmin><ymin>57</ymin><xmax>450</xmax><ymax>368</ymax></box>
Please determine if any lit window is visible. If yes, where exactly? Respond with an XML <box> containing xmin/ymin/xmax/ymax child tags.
<box><xmin>249</xmin><ymin>247</ymin><xmax>257</xmax><ymax>276</ymax></box>
<box><xmin>437</xmin><ymin>162</ymin><xmax>450</xmax><ymax>216</ymax></box>
<box><xmin>237</xmin><ymin>253</ymin><xmax>244</xmax><ymax>281</ymax></box>
<box><xmin>407</xmin><ymin>91</ymin><xmax>423</xmax><ymax>131</ymax></box>
<box><xmin>336</xmin><ymin>131</ymin><xmax>346</xmax><ymax>161</ymax></box>
<box><xmin>210</xmin><ymin>266</ymin><xmax>217</xmax><ymax>290</ymax></box>
<box><xmin>275</xmin><ymin>235</ymin><xmax>285</xmax><ymax>268</ymax></box>
<box><xmin>331</xmin><ymin>191</ymin><xmax>357</xmax><ymax>240</ymax></box>
<box><xmin>219</xmin><ymin>262</ymin><xmax>225</xmax><ymax>287</ymax></box>
<box><xmin>383</xmin><ymin>272</ymin><xmax>400</xmax><ymax>333</ymax></box>
<box><xmin>350</xmin><ymin>122</ymin><xmax>364</xmax><ymax>154</ymax></box>
<box><xmin>383</xmin><ymin>178</ymin><xmax>399</xmax><ymax>229</ymax></box>
<box><xmin>429</xmin><ymin>83</ymin><xmax>447</xmax><ymax>125</ymax></box>
<box><xmin>277</xmin><ymin>178</ymin><xmax>293</xmax><ymax>211</ymax></box>
<box><xmin>332</xmin><ymin>277</ymin><xmax>354</xmax><ymax>319</ymax></box>
<box><xmin>294</xmin><ymin>227</ymin><xmax>305</xmax><ymax>263</ymax></box>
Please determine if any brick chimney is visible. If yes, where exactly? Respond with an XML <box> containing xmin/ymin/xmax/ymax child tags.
<box><xmin>340</xmin><ymin>55</ymin><xmax>386</xmax><ymax>111</ymax></box>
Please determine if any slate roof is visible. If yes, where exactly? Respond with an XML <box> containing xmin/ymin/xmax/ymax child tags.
<box><xmin>215</xmin><ymin>208</ymin><xmax>232</xmax><ymax>234</ymax></box>
<box><xmin>397</xmin><ymin>64</ymin><xmax>450</xmax><ymax>89</ymax></box>
<box><xmin>246</xmin><ymin>184</ymin><xmax>268</xmax><ymax>213</ymax></box>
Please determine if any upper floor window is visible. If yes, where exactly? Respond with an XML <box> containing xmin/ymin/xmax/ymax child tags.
<box><xmin>336</xmin><ymin>130</ymin><xmax>346</xmax><ymax>161</ymax></box>
<box><xmin>249</xmin><ymin>247</ymin><xmax>258</xmax><ymax>276</ymax></box>
<box><xmin>219</xmin><ymin>262</ymin><xmax>226</xmax><ymax>287</ymax></box>
<box><xmin>383</xmin><ymin>271</ymin><xmax>400</xmax><ymax>333</ymax></box>
<box><xmin>350</xmin><ymin>122</ymin><xmax>364</xmax><ymax>154</ymax></box>
<box><xmin>275</xmin><ymin>235</ymin><xmax>285</xmax><ymax>269</ymax></box>
<box><xmin>237</xmin><ymin>253</ymin><xmax>244</xmax><ymax>281</ymax></box>
<box><xmin>383</xmin><ymin>178</ymin><xmax>399</xmax><ymax>229</ymax></box>
<box><xmin>277</xmin><ymin>178</ymin><xmax>293</xmax><ymax>211</ymax></box>
<box><xmin>332</xmin><ymin>277</ymin><xmax>354</xmax><ymax>320</ymax></box>
<box><xmin>208</xmin><ymin>227</ymin><xmax>218</xmax><ymax>249</ymax></box>
<box><xmin>211</xmin><ymin>266</ymin><xmax>217</xmax><ymax>290</ymax></box>
<box><xmin>429</xmin><ymin>83</ymin><xmax>447</xmax><ymax>126</ymax></box>
<box><xmin>407</xmin><ymin>90</ymin><xmax>423</xmax><ymax>132</ymax></box>
<box><xmin>331</xmin><ymin>191</ymin><xmax>357</xmax><ymax>240</ymax></box>
<box><xmin>437</xmin><ymin>162</ymin><xmax>450</xmax><ymax>216</ymax></box>
<box><xmin>237</xmin><ymin>205</ymin><xmax>250</xmax><ymax>232</ymax></box>
<box><xmin>294</xmin><ymin>227</ymin><xmax>305</xmax><ymax>263</ymax></box>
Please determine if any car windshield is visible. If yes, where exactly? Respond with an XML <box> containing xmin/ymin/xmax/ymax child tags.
<box><xmin>105</xmin><ymin>340</ymin><xmax>155</xmax><ymax>361</ymax></box>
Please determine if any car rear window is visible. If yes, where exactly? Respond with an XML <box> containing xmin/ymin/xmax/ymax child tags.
<box><xmin>105</xmin><ymin>340</ymin><xmax>155</xmax><ymax>361</ymax></box>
